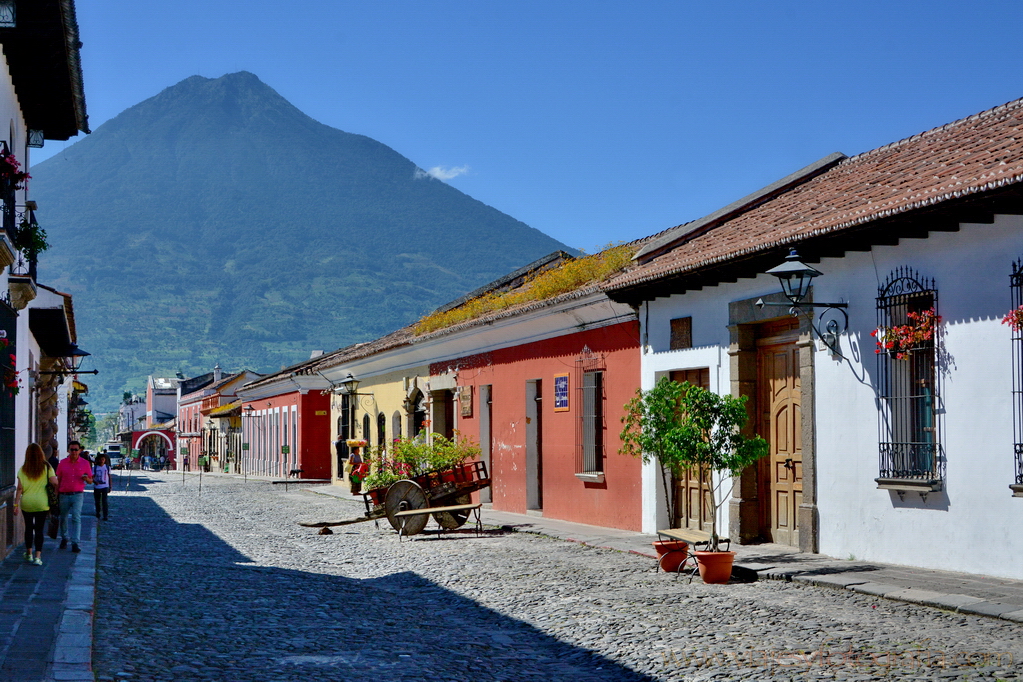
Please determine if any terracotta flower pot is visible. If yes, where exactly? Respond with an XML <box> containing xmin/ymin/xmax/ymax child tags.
<box><xmin>652</xmin><ymin>540</ymin><xmax>688</xmax><ymax>573</ymax></box>
<box><xmin>693</xmin><ymin>550</ymin><xmax>735</xmax><ymax>584</ymax></box>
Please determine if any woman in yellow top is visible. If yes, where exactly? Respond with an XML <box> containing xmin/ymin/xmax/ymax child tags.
<box><xmin>14</xmin><ymin>443</ymin><xmax>58</xmax><ymax>565</ymax></box>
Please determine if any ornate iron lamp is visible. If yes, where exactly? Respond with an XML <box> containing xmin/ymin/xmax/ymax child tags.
<box><xmin>757</xmin><ymin>249</ymin><xmax>849</xmax><ymax>355</ymax></box>
<box><xmin>38</xmin><ymin>343</ymin><xmax>99</xmax><ymax>380</ymax></box>
<box><xmin>340</xmin><ymin>373</ymin><xmax>360</xmax><ymax>396</ymax></box>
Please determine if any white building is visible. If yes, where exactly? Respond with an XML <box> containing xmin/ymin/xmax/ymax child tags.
<box><xmin>604</xmin><ymin>98</ymin><xmax>1023</xmax><ymax>580</ymax></box>
<box><xmin>0</xmin><ymin>1</ymin><xmax>89</xmax><ymax>559</ymax></box>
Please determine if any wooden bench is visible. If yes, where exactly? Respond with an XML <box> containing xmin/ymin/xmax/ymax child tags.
<box><xmin>655</xmin><ymin>527</ymin><xmax>730</xmax><ymax>580</ymax></box>
<box><xmin>393</xmin><ymin>503</ymin><xmax>483</xmax><ymax>539</ymax></box>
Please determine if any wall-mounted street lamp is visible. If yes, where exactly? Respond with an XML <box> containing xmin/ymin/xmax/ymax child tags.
<box><xmin>337</xmin><ymin>373</ymin><xmax>375</xmax><ymax>410</ymax></box>
<box><xmin>38</xmin><ymin>344</ymin><xmax>99</xmax><ymax>381</ymax></box>
<box><xmin>756</xmin><ymin>249</ymin><xmax>849</xmax><ymax>355</ymax></box>
<box><xmin>340</xmin><ymin>373</ymin><xmax>362</xmax><ymax>396</ymax></box>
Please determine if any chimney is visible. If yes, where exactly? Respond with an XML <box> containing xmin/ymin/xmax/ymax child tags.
<box><xmin>214</xmin><ymin>364</ymin><xmax>222</xmax><ymax>382</ymax></box>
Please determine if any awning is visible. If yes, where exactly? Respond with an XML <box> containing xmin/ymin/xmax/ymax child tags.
<box><xmin>208</xmin><ymin>400</ymin><xmax>242</xmax><ymax>418</ymax></box>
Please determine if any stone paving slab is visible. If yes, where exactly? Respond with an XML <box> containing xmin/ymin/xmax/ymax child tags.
<box><xmin>918</xmin><ymin>592</ymin><xmax>987</xmax><ymax>611</ymax></box>
<box><xmin>849</xmin><ymin>581</ymin><xmax>904</xmax><ymax>597</ymax></box>
<box><xmin>1002</xmin><ymin>609</ymin><xmax>1023</xmax><ymax>623</ymax></box>
<box><xmin>958</xmin><ymin>600</ymin><xmax>1022</xmax><ymax>617</ymax></box>
<box><xmin>881</xmin><ymin>587</ymin><xmax>948</xmax><ymax>605</ymax></box>
<box><xmin>790</xmin><ymin>572</ymin><xmax>870</xmax><ymax>589</ymax></box>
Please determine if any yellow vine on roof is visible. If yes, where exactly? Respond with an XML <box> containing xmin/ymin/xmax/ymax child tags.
<box><xmin>414</xmin><ymin>243</ymin><xmax>636</xmax><ymax>335</ymax></box>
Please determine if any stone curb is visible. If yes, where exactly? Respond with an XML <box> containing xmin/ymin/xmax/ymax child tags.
<box><xmin>737</xmin><ymin>562</ymin><xmax>1023</xmax><ymax>624</ymax></box>
<box><xmin>45</xmin><ymin>518</ymin><xmax>96</xmax><ymax>682</ymax></box>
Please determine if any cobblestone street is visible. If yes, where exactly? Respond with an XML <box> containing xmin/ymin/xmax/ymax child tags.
<box><xmin>92</xmin><ymin>474</ymin><xmax>1023</xmax><ymax>682</ymax></box>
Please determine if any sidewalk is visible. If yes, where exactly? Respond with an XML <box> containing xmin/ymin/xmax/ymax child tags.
<box><xmin>306</xmin><ymin>484</ymin><xmax>1023</xmax><ymax>624</ymax></box>
<box><xmin>0</xmin><ymin>515</ymin><xmax>96</xmax><ymax>682</ymax></box>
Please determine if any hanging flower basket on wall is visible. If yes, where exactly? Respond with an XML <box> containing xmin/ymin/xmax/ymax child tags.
<box><xmin>871</xmin><ymin>307</ymin><xmax>941</xmax><ymax>359</ymax></box>
<box><xmin>0</xmin><ymin>151</ymin><xmax>30</xmax><ymax>190</ymax></box>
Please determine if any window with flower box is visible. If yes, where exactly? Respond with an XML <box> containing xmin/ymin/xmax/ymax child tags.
<box><xmin>873</xmin><ymin>267</ymin><xmax>944</xmax><ymax>497</ymax></box>
<box><xmin>1007</xmin><ymin>259</ymin><xmax>1023</xmax><ymax>497</ymax></box>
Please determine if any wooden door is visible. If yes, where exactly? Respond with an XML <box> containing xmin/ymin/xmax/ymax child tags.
<box><xmin>757</xmin><ymin>321</ymin><xmax>802</xmax><ymax>546</ymax></box>
<box><xmin>670</xmin><ymin>368</ymin><xmax>711</xmax><ymax>531</ymax></box>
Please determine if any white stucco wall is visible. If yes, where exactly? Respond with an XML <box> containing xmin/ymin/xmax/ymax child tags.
<box><xmin>13</xmin><ymin>320</ymin><xmax>39</xmax><ymax>469</ymax></box>
<box><xmin>640</xmin><ymin>214</ymin><xmax>1023</xmax><ymax>579</ymax></box>
<box><xmin>639</xmin><ymin>288</ymin><xmax>736</xmax><ymax>534</ymax></box>
<box><xmin>813</xmin><ymin>215</ymin><xmax>1023</xmax><ymax>578</ymax></box>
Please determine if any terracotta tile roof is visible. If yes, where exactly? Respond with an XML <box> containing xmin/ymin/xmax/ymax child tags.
<box><xmin>606</xmin><ymin>97</ymin><xmax>1023</xmax><ymax>294</ymax></box>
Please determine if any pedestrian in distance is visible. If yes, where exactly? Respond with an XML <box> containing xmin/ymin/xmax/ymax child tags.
<box><xmin>13</xmin><ymin>443</ymin><xmax>57</xmax><ymax>565</ymax></box>
<box><xmin>56</xmin><ymin>441</ymin><xmax>93</xmax><ymax>553</ymax></box>
<box><xmin>92</xmin><ymin>453</ymin><xmax>111</xmax><ymax>521</ymax></box>
<box><xmin>348</xmin><ymin>447</ymin><xmax>367</xmax><ymax>495</ymax></box>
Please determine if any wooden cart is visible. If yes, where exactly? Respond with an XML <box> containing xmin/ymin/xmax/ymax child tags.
<box><xmin>299</xmin><ymin>460</ymin><xmax>491</xmax><ymax>537</ymax></box>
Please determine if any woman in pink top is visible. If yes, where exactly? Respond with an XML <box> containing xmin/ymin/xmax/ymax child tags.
<box><xmin>55</xmin><ymin>441</ymin><xmax>93</xmax><ymax>553</ymax></box>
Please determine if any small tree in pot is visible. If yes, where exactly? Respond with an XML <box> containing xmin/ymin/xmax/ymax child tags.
<box><xmin>620</xmin><ymin>377</ymin><xmax>769</xmax><ymax>579</ymax></box>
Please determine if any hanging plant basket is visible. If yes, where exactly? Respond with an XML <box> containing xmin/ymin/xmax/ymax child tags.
<box><xmin>0</xmin><ymin>151</ymin><xmax>30</xmax><ymax>190</ymax></box>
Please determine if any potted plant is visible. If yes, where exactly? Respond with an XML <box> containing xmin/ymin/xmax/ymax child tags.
<box><xmin>12</xmin><ymin>217</ymin><xmax>49</xmax><ymax>256</ymax></box>
<box><xmin>620</xmin><ymin>377</ymin><xmax>768</xmax><ymax>583</ymax></box>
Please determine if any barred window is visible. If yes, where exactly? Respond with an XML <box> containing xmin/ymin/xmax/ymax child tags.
<box><xmin>1010</xmin><ymin>259</ymin><xmax>1023</xmax><ymax>496</ymax></box>
<box><xmin>875</xmin><ymin>267</ymin><xmax>944</xmax><ymax>495</ymax></box>
<box><xmin>580</xmin><ymin>370</ymin><xmax>604</xmax><ymax>473</ymax></box>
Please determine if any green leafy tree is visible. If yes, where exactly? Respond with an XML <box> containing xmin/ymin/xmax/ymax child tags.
<box><xmin>94</xmin><ymin>413</ymin><xmax>119</xmax><ymax>444</ymax></box>
<box><xmin>620</xmin><ymin>377</ymin><xmax>769</xmax><ymax>551</ymax></box>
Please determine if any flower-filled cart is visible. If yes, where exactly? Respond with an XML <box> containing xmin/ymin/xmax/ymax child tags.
<box><xmin>299</xmin><ymin>434</ymin><xmax>491</xmax><ymax>537</ymax></box>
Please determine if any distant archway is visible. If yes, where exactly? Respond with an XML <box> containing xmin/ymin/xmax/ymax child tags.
<box><xmin>131</xmin><ymin>430</ymin><xmax>175</xmax><ymax>451</ymax></box>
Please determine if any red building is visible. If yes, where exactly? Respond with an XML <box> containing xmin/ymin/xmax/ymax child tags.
<box><xmin>432</xmin><ymin>321</ymin><xmax>642</xmax><ymax>530</ymax></box>
<box><xmin>176</xmin><ymin>367</ymin><xmax>260</xmax><ymax>471</ymax></box>
<box><xmin>236</xmin><ymin>358</ymin><xmax>333</xmax><ymax>479</ymax></box>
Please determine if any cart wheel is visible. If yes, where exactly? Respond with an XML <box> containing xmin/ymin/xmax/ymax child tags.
<box><xmin>385</xmin><ymin>480</ymin><xmax>429</xmax><ymax>535</ymax></box>
<box><xmin>433</xmin><ymin>494</ymin><xmax>472</xmax><ymax>529</ymax></box>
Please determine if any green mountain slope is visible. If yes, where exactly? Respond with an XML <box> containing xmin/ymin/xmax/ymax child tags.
<box><xmin>30</xmin><ymin>72</ymin><xmax>571</xmax><ymax>412</ymax></box>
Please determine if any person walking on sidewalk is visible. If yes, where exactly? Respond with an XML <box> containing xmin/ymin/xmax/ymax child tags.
<box><xmin>13</xmin><ymin>443</ymin><xmax>57</xmax><ymax>565</ymax></box>
<box><xmin>56</xmin><ymin>441</ymin><xmax>92</xmax><ymax>553</ymax></box>
<box><xmin>92</xmin><ymin>453</ymin><xmax>111</xmax><ymax>521</ymax></box>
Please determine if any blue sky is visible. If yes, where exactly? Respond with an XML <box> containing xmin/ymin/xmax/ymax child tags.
<box><xmin>36</xmin><ymin>1</ymin><xmax>1023</xmax><ymax>251</ymax></box>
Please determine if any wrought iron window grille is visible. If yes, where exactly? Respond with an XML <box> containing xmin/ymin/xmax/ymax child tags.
<box><xmin>576</xmin><ymin>346</ymin><xmax>606</xmax><ymax>475</ymax></box>
<box><xmin>874</xmin><ymin>267</ymin><xmax>944</xmax><ymax>500</ymax></box>
<box><xmin>1009</xmin><ymin>259</ymin><xmax>1023</xmax><ymax>497</ymax></box>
